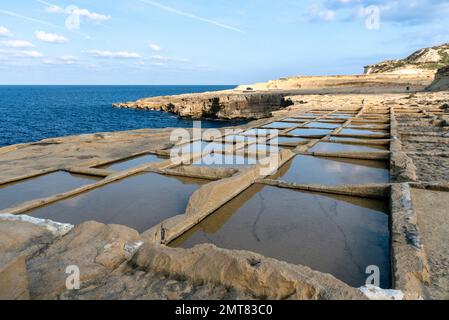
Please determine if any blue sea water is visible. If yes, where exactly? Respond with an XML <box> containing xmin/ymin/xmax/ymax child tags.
<box><xmin>0</xmin><ymin>85</ymin><xmax>244</xmax><ymax>147</ymax></box>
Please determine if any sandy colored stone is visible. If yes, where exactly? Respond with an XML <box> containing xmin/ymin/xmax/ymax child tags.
<box><xmin>114</xmin><ymin>91</ymin><xmax>294</xmax><ymax>120</ymax></box>
<box><xmin>0</xmin><ymin>256</ymin><xmax>30</xmax><ymax>300</ymax></box>
<box><xmin>390</xmin><ymin>184</ymin><xmax>430</xmax><ymax>300</ymax></box>
<box><xmin>133</xmin><ymin>243</ymin><xmax>367</xmax><ymax>300</ymax></box>
<box><xmin>0</xmin><ymin>220</ymin><xmax>56</xmax><ymax>269</ymax></box>
<box><xmin>26</xmin><ymin>221</ymin><xmax>141</xmax><ymax>300</ymax></box>
<box><xmin>1</xmin><ymin>68</ymin><xmax>449</xmax><ymax>301</ymax></box>
<box><xmin>412</xmin><ymin>188</ymin><xmax>449</xmax><ymax>300</ymax></box>
<box><xmin>365</xmin><ymin>43</ymin><xmax>449</xmax><ymax>75</ymax></box>
<box><xmin>427</xmin><ymin>66</ymin><xmax>449</xmax><ymax>91</ymax></box>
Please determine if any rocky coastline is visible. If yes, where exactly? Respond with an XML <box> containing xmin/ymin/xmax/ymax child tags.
<box><xmin>1</xmin><ymin>43</ymin><xmax>449</xmax><ymax>300</ymax></box>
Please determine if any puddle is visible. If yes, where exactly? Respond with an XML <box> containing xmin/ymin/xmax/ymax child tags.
<box><xmin>0</xmin><ymin>172</ymin><xmax>101</xmax><ymax>210</ymax></box>
<box><xmin>263</xmin><ymin>122</ymin><xmax>299</xmax><ymax>129</ymax></box>
<box><xmin>327</xmin><ymin>114</ymin><xmax>355</xmax><ymax>119</ymax></box>
<box><xmin>241</xmin><ymin>129</ymin><xmax>279</xmax><ymax>137</ymax></box>
<box><xmin>170</xmin><ymin>140</ymin><xmax>210</xmax><ymax>154</ymax></box>
<box><xmin>221</xmin><ymin>135</ymin><xmax>254</xmax><ymax>144</ymax></box>
<box><xmin>288</xmin><ymin>128</ymin><xmax>333</xmax><ymax>136</ymax></box>
<box><xmin>97</xmin><ymin>154</ymin><xmax>167</xmax><ymax>171</ymax></box>
<box><xmin>339</xmin><ymin>129</ymin><xmax>389</xmax><ymax>136</ymax></box>
<box><xmin>171</xmin><ymin>141</ymin><xmax>236</xmax><ymax>155</ymax></box>
<box><xmin>329</xmin><ymin>136</ymin><xmax>378</xmax><ymax>142</ymax></box>
<box><xmin>270</xmin><ymin>136</ymin><xmax>309</xmax><ymax>145</ymax></box>
<box><xmin>305</xmin><ymin>122</ymin><xmax>342</xmax><ymax>129</ymax></box>
<box><xmin>270</xmin><ymin>155</ymin><xmax>389</xmax><ymax>185</ymax></box>
<box><xmin>349</xmin><ymin>122</ymin><xmax>388</xmax><ymax>129</ymax></box>
<box><xmin>309</xmin><ymin>142</ymin><xmax>388</xmax><ymax>153</ymax></box>
<box><xmin>247</xmin><ymin>143</ymin><xmax>280</xmax><ymax>154</ymax></box>
<box><xmin>192</xmin><ymin>153</ymin><xmax>260</xmax><ymax>167</ymax></box>
<box><xmin>171</xmin><ymin>184</ymin><xmax>391</xmax><ymax>288</ymax></box>
<box><xmin>282</xmin><ymin>118</ymin><xmax>306</xmax><ymax>123</ymax></box>
<box><xmin>26</xmin><ymin>173</ymin><xmax>207</xmax><ymax>232</ymax></box>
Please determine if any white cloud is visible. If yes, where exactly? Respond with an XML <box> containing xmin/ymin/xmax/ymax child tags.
<box><xmin>0</xmin><ymin>26</ymin><xmax>11</xmax><ymax>37</ymax></box>
<box><xmin>318</xmin><ymin>10</ymin><xmax>336</xmax><ymax>21</ymax></box>
<box><xmin>149</xmin><ymin>43</ymin><xmax>162</xmax><ymax>51</ymax></box>
<box><xmin>149</xmin><ymin>55</ymin><xmax>190</xmax><ymax>63</ymax></box>
<box><xmin>14</xmin><ymin>50</ymin><xmax>43</xmax><ymax>58</ymax></box>
<box><xmin>302</xmin><ymin>4</ymin><xmax>338</xmax><ymax>22</ymax></box>
<box><xmin>40</xmin><ymin>1</ymin><xmax>111</xmax><ymax>23</ymax></box>
<box><xmin>87</xmin><ymin>50</ymin><xmax>141</xmax><ymax>59</ymax></box>
<box><xmin>318</xmin><ymin>0</ymin><xmax>449</xmax><ymax>25</ymax></box>
<box><xmin>35</xmin><ymin>31</ymin><xmax>68</xmax><ymax>43</ymax></box>
<box><xmin>2</xmin><ymin>40</ymin><xmax>34</xmax><ymax>48</ymax></box>
<box><xmin>69</xmin><ymin>8</ymin><xmax>111</xmax><ymax>22</ymax></box>
<box><xmin>151</xmin><ymin>62</ymin><xmax>166</xmax><ymax>67</ymax></box>
<box><xmin>46</xmin><ymin>5</ymin><xmax>65</xmax><ymax>14</ymax></box>
<box><xmin>43</xmin><ymin>55</ymin><xmax>79</xmax><ymax>65</ymax></box>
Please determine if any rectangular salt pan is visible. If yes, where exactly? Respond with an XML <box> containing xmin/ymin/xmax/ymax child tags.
<box><xmin>271</xmin><ymin>154</ymin><xmax>389</xmax><ymax>185</ymax></box>
<box><xmin>0</xmin><ymin>172</ymin><xmax>100</xmax><ymax>210</ymax></box>
<box><xmin>97</xmin><ymin>154</ymin><xmax>167</xmax><ymax>171</ymax></box>
<box><xmin>171</xmin><ymin>184</ymin><xmax>391</xmax><ymax>288</ymax></box>
<box><xmin>26</xmin><ymin>173</ymin><xmax>207</xmax><ymax>232</ymax></box>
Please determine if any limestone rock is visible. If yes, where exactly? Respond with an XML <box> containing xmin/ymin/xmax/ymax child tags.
<box><xmin>114</xmin><ymin>92</ymin><xmax>293</xmax><ymax>120</ymax></box>
<box><xmin>133</xmin><ymin>243</ymin><xmax>367</xmax><ymax>300</ymax></box>
<box><xmin>364</xmin><ymin>43</ymin><xmax>449</xmax><ymax>75</ymax></box>
<box><xmin>0</xmin><ymin>219</ymin><xmax>56</xmax><ymax>269</ymax></box>
<box><xmin>26</xmin><ymin>221</ymin><xmax>141</xmax><ymax>300</ymax></box>
<box><xmin>359</xmin><ymin>285</ymin><xmax>404</xmax><ymax>300</ymax></box>
<box><xmin>0</xmin><ymin>256</ymin><xmax>30</xmax><ymax>300</ymax></box>
<box><xmin>426</xmin><ymin>66</ymin><xmax>449</xmax><ymax>91</ymax></box>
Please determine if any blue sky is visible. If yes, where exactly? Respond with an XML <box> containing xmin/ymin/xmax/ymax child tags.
<box><xmin>0</xmin><ymin>0</ymin><xmax>448</xmax><ymax>85</ymax></box>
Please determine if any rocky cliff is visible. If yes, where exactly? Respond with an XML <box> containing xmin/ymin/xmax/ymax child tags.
<box><xmin>114</xmin><ymin>73</ymin><xmax>433</xmax><ymax>120</ymax></box>
<box><xmin>364</xmin><ymin>43</ymin><xmax>449</xmax><ymax>75</ymax></box>
<box><xmin>426</xmin><ymin>66</ymin><xmax>449</xmax><ymax>91</ymax></box>
<box><xmin>114</xmin><ymin>91</ymin><xmax>294</xmax><ymax>120</ymax></box>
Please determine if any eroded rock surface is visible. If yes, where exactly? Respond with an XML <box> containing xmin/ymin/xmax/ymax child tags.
<box><xmin>1</xmin><ymin>84</ymin><xmax>449</xmax><ymax>300</ymax></box>
<box><xmin>27</xmin><ymin>221</ymin><xmax>141</xmax><ymax>299</ymax></box>
<box><xmin>364</xmin><ymin>43</ymin><xmax>449</xmax><ymax>75</ymax></box>
<box><xmin>114</xmin><ymin>91</ymin><xmax>294</xmax><ymax>120</ymax></box>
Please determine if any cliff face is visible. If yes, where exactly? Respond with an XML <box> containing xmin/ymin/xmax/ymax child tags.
<box><xmin>113</xmin><ymin>92</ymin><xmax>294</xmax><ymax>120</ymax></box>
<box><xmin>364</xmin><ymin>43</ymin><xmax>449</xmax><ymax>75</ymax></box>
<box><xmin>114</xmin><ymin>73</ymin><xmax>434</xmax><ymax>120</ymax></box>
<box><xmin>426</xmin><ymin>66</ymin><xmax>449</xmax><ymax>91</ymax></box>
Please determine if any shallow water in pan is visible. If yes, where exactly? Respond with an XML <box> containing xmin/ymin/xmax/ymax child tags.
<box><xmin>96</xmin><ymin>154</ymin><xmax>167</xmax><ymax>171</ymax></box>
<box><xmin>270</xmin><ymin>154</ymin><xmax>389</xmax><ymax>185</ymax></box>
<box><xmin>262</xmin><ymin>122</ymin><xmax>299</xmax><ymax>129</ymax></box>
<box><xmin>192</xmin><ymin>153</ymin><xmax>261</xmax><ymax>167</ymax></box>
<box><xmin>26</xmin><ymin>172</ymin><xmax>207</xmax><ymax>232</ymax></box>
<box><xmin>339</xmin><ymin>128</ymin><xmax>389</xmax><ymax>136</ymax></box>
<box><xmin>305</xmin><ymin>122</ymin><xmax>343</xmax><ymax>129</ymax></box>
<box><xmin>0</xmin><ymin>172</ymin><xmax>100</xmax><ymax>210</ymax></box>
<box><xmin>288</xmin><ymin>128</ymin><xmax>333</xmax><ymax>136</ymax></box>
<box><xmin>309</xmin><ymin>142</ymin><xmax>388</xmax><ymax>153</ymax></box>
<box><xmin>171</xmin><ymin>184</ymin><xmax>391</xmax><ymax>288</ymax></box>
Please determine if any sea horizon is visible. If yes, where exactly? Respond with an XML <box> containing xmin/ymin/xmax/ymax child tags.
<box><xmin>0</xmin><ymin>85</ymin><xmax>244</xmax><ymax>147</ymax></box>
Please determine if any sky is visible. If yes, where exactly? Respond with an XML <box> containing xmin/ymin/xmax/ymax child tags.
<box><xmin>0</xmin><ymin>0</ymin><xmax>448</xmax><ymax>85</ymax></box>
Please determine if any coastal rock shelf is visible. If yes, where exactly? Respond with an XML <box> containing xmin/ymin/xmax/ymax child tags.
<box><xmin>113</xmin><ymin>91</ymin><xmax>295</xmax><ymax>120</ymax></box>
<box><xmin>1</xmin><ymin>82</ymin><xmax>449</xmax><ymax>300</ymax></box>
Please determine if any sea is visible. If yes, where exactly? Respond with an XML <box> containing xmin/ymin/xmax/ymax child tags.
<box><xmin>0</xmin><ymin>85</ymin><xmax>245</xmax><ymax>147</ymax></box>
